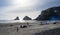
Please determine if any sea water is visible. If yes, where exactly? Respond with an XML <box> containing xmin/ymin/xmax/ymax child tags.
<box><xmin>0</xmin><ymin>20</ymin><xmax>60</xmax><ymax>24</ymax></box>
<box><xmin>0</xmin><ymin>20</ymin><xmax>21</xmax><ymax>23</ymax></box>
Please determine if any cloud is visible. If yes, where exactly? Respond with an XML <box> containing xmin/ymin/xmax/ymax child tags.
<box><xmin>1</xmin><ymin>0</ymin><xmax>59</xmax><ymax>12</ymax></box>
<box><xmin>4</xmin><ymin>11</ymin><xmax>41</xmax><ymax>20</ymax></box>
<box><xmin>0</xmin><ymin>0</ymin><xmax>60</xmax><ymax>20</ymax></box>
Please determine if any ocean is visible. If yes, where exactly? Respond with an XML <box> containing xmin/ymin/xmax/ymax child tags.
<box><xmin>0</xmin><ymin>20</ymin><xmax>60</xmax><ymax>24</ymax></box>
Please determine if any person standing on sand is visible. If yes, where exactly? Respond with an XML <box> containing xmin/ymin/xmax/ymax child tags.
<box><xmin>17</xmin><ymin>27</ymin><xmax>19</xmax><ymax>32</ymax></box>
<box><xmin>27</xmin><ymin>22</ymin><xmax>29</xmax><ymax>27</ymax></box>
<box><xmin>41</xmin><ymin>21</ymin><xmax>42</xmax><ymax>25</ymax></box>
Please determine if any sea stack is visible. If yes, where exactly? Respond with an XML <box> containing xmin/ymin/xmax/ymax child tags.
<box><xmin>23</xmin><ymin>16</ymin><xmax>32</xmax><ymax>20</ymax></box>
<box><xmin>14</xmin><ymin>16</ymin><xmax>20</xmax><ymax>20</ymax></box>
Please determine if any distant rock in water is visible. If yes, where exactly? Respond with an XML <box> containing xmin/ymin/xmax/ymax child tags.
<box><xmin>23</xmin><ymin>16</ymin><xmax>32</xmax><ymax>20</ymax></box>
<box><xmin>35</xmin><ymin>6</ymin><xmax>60</xmax><ymax>21</ymax></box>
<box><xmin>14</xmin><ymin>16</ymin><xmax>20</xmax><ymax>20</ymax></box>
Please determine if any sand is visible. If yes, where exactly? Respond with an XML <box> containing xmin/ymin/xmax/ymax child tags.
<box><xmin>0</xmin><ymin>22</ymin><xmax>60</xmax><ymax>35</ymax></box>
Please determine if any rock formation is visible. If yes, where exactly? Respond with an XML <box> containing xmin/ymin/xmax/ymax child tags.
<box><xmin>14</xmin><ymin>16</ymin><xmax>20</xmax><ymax>20</ymax></box>
<box><xmin>23</xmin><ymin>16</ymin><xmax>32</xmax><ymax>20</ymax></box>
<box><xmin>35</xmin><ymin>6</ymin><xmax>60</xmax><ymax>21</ymax></box>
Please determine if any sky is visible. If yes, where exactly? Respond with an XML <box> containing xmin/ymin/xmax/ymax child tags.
<box><xmin>0</xmin><ymin>0</ymin><xmax>60</xmax><ymax>20</ymax></box>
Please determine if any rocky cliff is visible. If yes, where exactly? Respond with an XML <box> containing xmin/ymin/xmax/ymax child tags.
<box><xmin>35</xmin><ymin>6</ymin><xmax>60</xmax><ymax>21</ymax></box>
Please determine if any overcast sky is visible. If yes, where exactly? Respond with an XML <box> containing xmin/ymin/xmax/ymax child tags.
<box><xmin>0</xmin><ymin>0</ymin><xmax>60</xmax><ymax>20</ymax></box>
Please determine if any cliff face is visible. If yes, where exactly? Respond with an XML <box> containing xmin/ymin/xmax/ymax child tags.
<box><xmin>35</xmin><ymin>6</ymin><xmax>60</xmax><ymax>21</ymax></box>
<box><xmin>23</xmin><ymin>16</ymin><xmax>32</xmax><ymax>20</ymax></box>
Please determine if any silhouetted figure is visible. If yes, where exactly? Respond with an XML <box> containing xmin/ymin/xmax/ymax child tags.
<box><xmin>17</xmin><ymin>27</ymin><xmax>19</xmax><ymax>32</ymax></box>
<box><xmin>27</xmin><ymin>22</ymin><xmax>29</xmax><ymax>27</ymax></box>
<box><xmin>40</xmin><ymin>21</ymin><xmax>44</xmax><ymax>25</ymax></box>
<box><xmin>46</xmin><ymin>22</ymin><xmax>47</xmax><ymax>24</ymax></box>
<box><xmin>14</xmin><ymin>16</ymin><xmax>20</xmax><ymax>20</ymax></box>
<box><xmin>46</xmin><ymin>21</ymin><xmax>48</xmax><ymax>24</ymax></box>
<box><xmin>40</xmin><ymin>22</ymin><xmax>42</xmax><ymax>25</ymax></box>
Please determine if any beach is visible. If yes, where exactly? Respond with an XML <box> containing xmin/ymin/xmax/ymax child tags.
<box><xmin>0</xmin><ymin>21</ymin><xmax>60</xmax><ymax>35</ymax></box>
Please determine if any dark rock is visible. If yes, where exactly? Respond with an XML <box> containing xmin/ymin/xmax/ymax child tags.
<box><xmin>10</xmin><ymin>24</ymin><xmax>13</xmax><ymax>26</ymax></box>
<box><xmin>35</xmin><ymin>6</ymin><xmax>60</xmax><ymax>21</ymax></box>
<box><xmin>14</xmin><ymin>16</ymin><xmax>20</xmax><ymax>20</ymax></box>
<box><xmin>20</xmin><ymin>25</ymin><xmax>27</xmax><ymax>28</ymax></box>
<box><xmin>53</xmin><ymin>22</ymin><xmax>56</xmax><ymax>24</ymax></box>
<box><xmin>23</xmin><ymin>16</ymin><xmax>32</xmax><ymax>20</ymax></box>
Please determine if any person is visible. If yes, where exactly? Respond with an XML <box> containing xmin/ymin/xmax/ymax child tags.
<box><xmin>17</xmin><ymin>27</ymin><xmax>19</xmax><ymax>32</ymax></box>
<box><xmin>40</xmin><ymin>21</ymin><xmax>42</xmax><ymax>25</ymax></box>
<box><xmin>27</xmin><ymin>22</ymin><xmax>29</xmax><ymax>27</ymax></box>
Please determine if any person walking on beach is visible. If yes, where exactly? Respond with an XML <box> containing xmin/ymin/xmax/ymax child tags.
<box><xmin>17</xmin><ymin>27</ymin><xmax>19</xmax><ymax>32</ymax></box>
